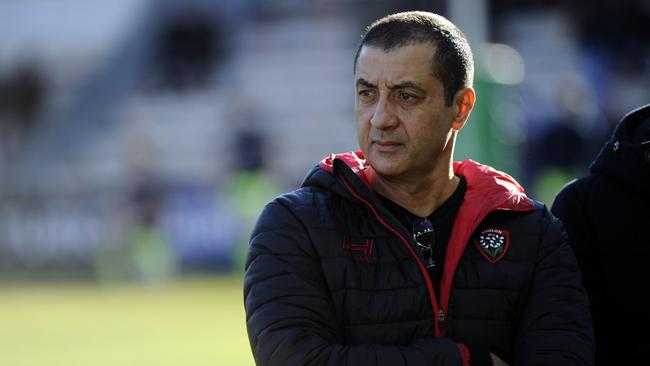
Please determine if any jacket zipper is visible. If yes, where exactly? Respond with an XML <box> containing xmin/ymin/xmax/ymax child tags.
<box><xmin>339</xmin><ymin>174</ymin><xmax>445</xmax><ymax>336</ymax></box>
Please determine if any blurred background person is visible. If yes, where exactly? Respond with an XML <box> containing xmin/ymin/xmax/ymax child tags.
<box><xmin>552</xmin><ymin>104</ymin><xmax>650</xmax><ymax>366</ymax></box>
<box><xmin>225</xmin><ymin>101</ymin><xmax>280</xmax><ymax>269</ymax></box>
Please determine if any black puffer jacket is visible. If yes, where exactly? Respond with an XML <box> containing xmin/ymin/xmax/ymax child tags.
<box><xmin>552</xmin><ymin>104</ymin><xmax>650</xmax><ymax>365</ymax></box>
<box><xmin>245</xmin><ymin>153</ymin><xmax>594</xmax><ymax>365</ymax></box>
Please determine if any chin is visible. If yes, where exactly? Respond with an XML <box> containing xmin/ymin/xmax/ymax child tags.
<box><xmin>367</xmin><ymin>155</ymin><xmax>406</xmax><ymax>177</ymax></box>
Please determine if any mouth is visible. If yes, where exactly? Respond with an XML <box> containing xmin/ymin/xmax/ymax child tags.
<box><xmin>372</xmin><ymin>140</ymin><xmax>403</xmax><ymax>151</ymax></box>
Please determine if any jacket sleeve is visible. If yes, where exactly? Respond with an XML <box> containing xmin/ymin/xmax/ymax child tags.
<box><xmin>244</xmin><ymin>198</ymin><xmax>467</xmax><ymax>366</ymax></box>
<box><xmin>551</xmin><ymin>183</ymin><xmax>597</xmax><ymax>283</ymax></box>
<box><xmin>513</xmin><ymin>209</ymin><xmax>595</xmax><ymax>365</ymax></box>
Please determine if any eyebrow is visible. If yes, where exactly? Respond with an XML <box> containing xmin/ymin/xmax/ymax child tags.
<box><xmin>356</xmin><ymin>78</ymin><xmax>375</xmax><ymax>88</ymax></box>
<box><xmin>391</xmin><ymin>81</ymin><xmax>426</xmax><ymax>93</ymax></box>
<box><xmin>355</xmin><ymin>78</ymin><xmax>425</xmax><ymax>93</ymax></box>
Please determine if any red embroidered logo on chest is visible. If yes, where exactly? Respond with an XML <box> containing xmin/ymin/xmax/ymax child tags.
<box><xmin>343</xmin><ymin>237</ymin><xmax>375</xmax><ymax>262</ymax></box>
<box><xmin>474</xmin><ymin>228</ymin><xmax>510</xmax><ymax>264</ymax></box>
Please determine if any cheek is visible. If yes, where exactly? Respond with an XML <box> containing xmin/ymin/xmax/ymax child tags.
<box><xmin>354</xmin><ymin>104</ymin><xmax>369</xmax><ymax>124</ymax></box>
<box><xmin>399</xmin><ymin>111</ymin><xmax>424</xmax><ymax>137</ymax></box>
<box><xmin>355</xmin><ymin>121</ymin><xmax>368</xmax><ymax>150</ymax></box>
<box><xmin>355</xmin><ymin>108</ymin><xmax>370</xmax><ymax>140</ymax></box>
<box><xmin>404</xmin><ymin>114</ymin><xmax>443</xmax><ymax>149</ymax></box>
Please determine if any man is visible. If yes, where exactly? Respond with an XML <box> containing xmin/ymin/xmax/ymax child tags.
<box><xmin>245</xmin><ymin>11</ymin><xmax>594</xmax><ymax>366</ymax></box>
<box><xmin>552</xmin><ymin>104</ymin><xmax>650</xmax><ymax>365</ymax></box>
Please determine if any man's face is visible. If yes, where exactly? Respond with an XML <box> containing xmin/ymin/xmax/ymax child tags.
<box><xmin>354</xmin><ymin>43</ymin><xmax>458</xmax><ymax>180</ymax></box>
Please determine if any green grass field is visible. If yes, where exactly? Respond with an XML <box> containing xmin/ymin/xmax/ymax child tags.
<box><xmin>0</xmin><ymin>276</ymin><xmax>254</xmax><ymax>366</ymax></box>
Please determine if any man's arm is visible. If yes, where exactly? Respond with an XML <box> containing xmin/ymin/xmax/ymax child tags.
<box><xmin>551</xmin><ymin>182</ymin><xmax>597</xmax><ymax>285</ymax></box>
<box><xmin>513</xmin><ymin>209</ymin><xmax>595</xmax><ymax>365</ymax></box>
<box><xmin>244</xmin><ymin>198</ymin><xmax>467</xmax><ymax>366</ymax></box>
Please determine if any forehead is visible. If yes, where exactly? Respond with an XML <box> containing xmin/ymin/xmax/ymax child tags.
<box><xmin>355</xmin><ymin>43</ymin><xmax>437</xmax><ymax>85</ymax></box>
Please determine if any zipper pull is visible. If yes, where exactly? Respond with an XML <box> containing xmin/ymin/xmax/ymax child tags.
<box><xmin>438</xmin><ymin>309</ymin><xmax>446</xmax><ymax>331</ymax></box>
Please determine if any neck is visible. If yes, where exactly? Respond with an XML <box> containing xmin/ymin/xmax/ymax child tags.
<box><xmin>369</xmin><ymin>161</ymin><xmax>459</xmax><ymax>218</ymax></box>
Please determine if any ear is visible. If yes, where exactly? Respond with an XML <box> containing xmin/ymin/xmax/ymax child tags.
<box><xmin>451</xmin><ymin>88</ymin><xmax>475</xmax><ymax>131</ymax></box>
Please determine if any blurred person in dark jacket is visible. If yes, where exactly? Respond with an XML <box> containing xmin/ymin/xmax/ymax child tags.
<box><xmin>552</xmin><ymin>104</ymin><xmax>650</xmax><ymax>365</ymax></box>
<box><xmin>245</xmin><ymin>11</ymin><xmax>594</xmax><ymax>366</ymax></box>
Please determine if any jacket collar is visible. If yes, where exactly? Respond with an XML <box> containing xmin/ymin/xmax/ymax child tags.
<box><xmin>318</xmin><ymin>151</ymin><xmax>534</xmax><ymax>213</ymax></box>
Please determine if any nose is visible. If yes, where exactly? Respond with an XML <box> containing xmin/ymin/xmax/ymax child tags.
<box><xmin>370</xmin><ymin>97</ymin><xmax>398</xmax><ymax>130</ymax></box>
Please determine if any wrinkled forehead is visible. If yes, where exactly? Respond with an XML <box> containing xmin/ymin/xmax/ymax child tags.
<box><xmin>354</xmin><ymin>43</ymin><xmax>438</xmax><ymax>85</ymax></box>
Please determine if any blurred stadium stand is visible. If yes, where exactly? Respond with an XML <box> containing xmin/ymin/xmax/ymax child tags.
<box><xmin>0</xmin><ymin>0</ymin><xmax>648</xmax><ymax>279</ymax></box>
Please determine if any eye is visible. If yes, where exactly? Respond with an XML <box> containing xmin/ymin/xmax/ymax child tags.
<box><xmin>358</xmin><ymin>89</ymin><xmax>372</xmax><ymax>97</ymax></box>
<box><xmin>398</xmin><ymin>92</ymin><xmax>415</xmax><ymax>102</ymax></box>
<box><xmin>357</xmin><ymin>89</ymin><xmax>376</xmax><ymax>102</ymax></box>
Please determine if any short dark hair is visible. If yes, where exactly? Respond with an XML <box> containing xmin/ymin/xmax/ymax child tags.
<box><xmin>353</xmin><ymin>11</ymin><xmax>474</xmax><ymax>106</ymax></box>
